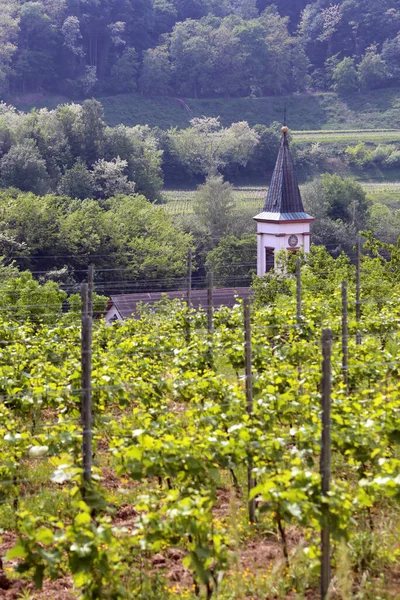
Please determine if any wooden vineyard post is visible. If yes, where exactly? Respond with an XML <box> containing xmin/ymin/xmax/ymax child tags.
<box><xmin>81</xmin><ymin>282</ymin><xmax>93</xmax><ymax>489</ymax></box>
<box><xmin>296</xmin><ymin>256</ymin><xmax>304</xmax><ymax>391</ymax></box>
<box><xmin>320</xmin><ymin>329</ymin><xmax>332</xmax><ymax>600</ymax></box>
<box><xmin>186</xmin><ymin>248</ymin><xmax>192</xmax><ymax>342</ymax></box>
<box><xmin>88</xmin><ymin>264</ymin><xmax>94</xmax><ymax>319</ymax></box>
<box><xmin>187</xmin><ymin>248</ymin><xmax>192</xmax><ymax>308</ymax></box>
<box><xmin>207</xmin><ymin>271</ymin><xmax>213</xmax><ymax>368</ymax></box>
<box><xmin>244</xmin><ymin>299</ymin><xmax>256</xmax><ymax>524</ymax></box>
<box><xmin>342</xmin><ymin>281</ymin><xmax>348</xmax><ymax>391</ymax></box>
<box><xmin>296</xmin><ymin>256</ymin><xmax>301</xmax><ymax>324</ymax></box>
<box><xmin>356</xmin><ymin>238</ymin><xmax>361</xmax><ymax>345</ymax></box>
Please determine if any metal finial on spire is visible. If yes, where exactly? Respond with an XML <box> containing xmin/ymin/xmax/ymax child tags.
<box><xmin>282</xmin><ymin>105</ymin><xmax>288</xmax><ymax>135</ymax></box>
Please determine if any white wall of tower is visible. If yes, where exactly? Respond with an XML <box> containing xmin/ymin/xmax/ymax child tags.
<box><xmin>255</xmin><ymin>220</ymin><xmax>312</xmax><ymax>276</ymax></box>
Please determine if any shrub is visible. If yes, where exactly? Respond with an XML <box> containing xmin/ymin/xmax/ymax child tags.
<box><xmin>345</xmin><ymin>142</ymin><xmax>374</xmax><ymax>166</ymax></box>
<box><xmin>373</xmin><ymin>144</ymin><xmax>395</xmax><ymax>164</ymax></box>
<box><xmin>385</xmin><ymin>150</ymin><xmax>400</xmax><ymax>167</ymax></box>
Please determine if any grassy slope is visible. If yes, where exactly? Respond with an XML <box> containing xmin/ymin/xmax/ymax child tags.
<box><xmin>7</xmin><ymin>87</ymin><xmax>400</xmax><ymax>130</ymax></box>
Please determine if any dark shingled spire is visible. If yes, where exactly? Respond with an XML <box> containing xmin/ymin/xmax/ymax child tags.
<box><xmin>264</xmin><ymin>128</ymin><xmax>305</xmax><ymax>214</ymax></box>
<box><xmin>253</xmin><ymin>127</ymin><xmax>314</xmax><ymax>223</ymax></box>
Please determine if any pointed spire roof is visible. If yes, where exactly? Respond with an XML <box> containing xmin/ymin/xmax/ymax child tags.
<box><xmin>254</xmin><ymin>127</ymin><xmax>313</xmax><ymax>222</ymax></box>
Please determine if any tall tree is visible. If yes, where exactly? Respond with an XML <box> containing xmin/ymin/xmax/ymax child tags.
<box><xmin>14</xmin><ymin>1</ymin><xmax>60</xmax><ymax>92</ymax></box>
<box><xmin>0</xmin><ymin>0</ymin><xmax>20</xmax><ymax>94</ymax></box>
<box><xmin>169</xmin><ymin>19</ymin><xmax>214</xmax><ymax>97</ymax></box>
<box><xmin>194</xmin><ymin>175</ymin><xmax>235</xmax><ymax>242</ymax></box>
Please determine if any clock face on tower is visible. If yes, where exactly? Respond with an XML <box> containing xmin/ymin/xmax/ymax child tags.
<box><xmin>288</xmin><ymin>234</ymin><xmax>299</xmax><ymax>248</ymax></box>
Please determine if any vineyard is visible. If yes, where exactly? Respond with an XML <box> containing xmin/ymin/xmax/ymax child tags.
<box><xmin>163</xmin><ymin>188</ymin><xmax>266</xmax><ymax>216</ymax></box>
<box><xmin>162</xmin><ymin>182</ymin><xmax>400</xmax><ymax>217</ymax></box>
<box><xmin>292</xmin><ymin>130</ymin><xmax>400</xmax><ymax>144</ymax></box>
<box><xmin>0</xmin><ymin>246</ymin><xmax>399</xmax><ymax>599</ymax></box>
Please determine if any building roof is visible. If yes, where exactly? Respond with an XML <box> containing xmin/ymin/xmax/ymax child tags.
<box><xmin>254</xmin><ymin>128</ymin><xmax>313</xmax><ymax>222</ymax></box>
<box><xmin>253</xmin><ymin>211</ymin><xmax>314</xmax><ymax>222</ymax></box>
<box><xmin>106</xmin><ymin>288</ymin><xmax>252</xmax><ymax>321</ymax></box>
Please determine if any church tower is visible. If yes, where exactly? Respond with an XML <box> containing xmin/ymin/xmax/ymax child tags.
<box><xmin>253</xmin><ymin>126</ymin><xmax>314</xmax><ymax>276</ymax></box>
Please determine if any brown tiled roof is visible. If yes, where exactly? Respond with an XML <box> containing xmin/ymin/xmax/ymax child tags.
<box><xmin>110</xmin><ymin>288</ymin><xmax>252</xmax><ymax>319</ymax></box>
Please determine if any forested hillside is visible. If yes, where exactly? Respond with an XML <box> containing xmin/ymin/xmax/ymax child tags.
<box><xmin>1</xmin><ymin>0</ymin><xmax>400</xmax><ymax>100</ymax></box>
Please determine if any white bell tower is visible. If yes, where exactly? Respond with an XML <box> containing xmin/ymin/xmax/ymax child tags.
<box><xmin>253</xmin><ymin>126</ymin><xmax>314</xmax><ymax>276</ymax></box>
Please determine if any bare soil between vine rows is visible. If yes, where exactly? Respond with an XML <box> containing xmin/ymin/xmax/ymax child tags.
<box><xmin>0</xmin><ymin>484</ymin><xmax>399</xmax><ymax>600</ymax></box>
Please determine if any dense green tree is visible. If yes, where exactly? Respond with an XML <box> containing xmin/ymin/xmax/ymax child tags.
<box><xmin>61</xmin><ymin>15</ymin><xmax>84</xmax><ymax>58</ymax></box>
<box><xmin>58</xmin><ymin>161</ymin><xmax>95</xmax><ymax>199</ymax></box>
<box><xmin>382</xmin><ymin>33</ymin><xmax>400</xmax><ymax>81</ymax></box>
<box><xmin>0</xmin><ymin>270</ymin><xmax>67</xmax><ymax>324</ymax></box>
<box><xmin>0</xmin><ymin>140</ymin><xmax>48</xmax><ymax>193</ymax></box>
<box><xmin>331</xmin><ymin>57</ymin><xmax>359</xmax><ymax>95</ymax></box>
<box><xmin>205</xmin><ymin>233</ymin><xmax>256</xmax><ymax>286</ymax></box>
<box><xmin>109</xmin><ymin>48</ymin><xmax>139</xmax><ymax>93</ymax></box>
<box><xmin>193</xmin><ymin>175</ymin><xmax>235</xmax><ymax>242</ymax></box>
<box><xmin>153</xmin><ymin>0</ymin><xmax>178</xmax><ymax>38</ymax></box>
<box><xmin>58</xmin><ymin>198</ymin><xmax>118</xmax><ymax>260</ymax></box>
<box><xmin>246</xmin><ymin>122</ymin><xmax>281</xmax><ymax>174</ymax></box>
<box><xmin>0</xmin><ymin>0</ymin><xmax>397</xmax><ymax>98</ymax></box>
<box><xmin>320</xmin><ymin>173</ymin><xmax>370</xmax><ymax>229</ymax></box>
<box><xmin>169</xmin><ymin>10</ymin><xmax>308</xmax><ymax>97</ymax></box>
<box><xmin>340</xmin><ymin>0</ymin><xmax>400</xmax><ymax>56</ymax></box>
<box><xmin>0</xmin><ymin>117</ymin><xmax>13</xmax><ymax>159</ymax></box>
<box><xmin>367</xmin><ymin>203</ymin><xmax>400</xmax><ymax>245</ymax></box>
<box><xmin>103</xmin><ymin>124</ymin><xmax>163</xmax><ymax>200</ymax></box>
<box><xmin>92</xmin><ymin>156</ymin><xmax>135</xmax><ymax>199</ymax></box>
<box><xmin>104</xmin><ymin>194</ymin><xmax>192</xmax><ymax>284</ymax></box>
<box><xmin>56</xmin><ymin>193</ymin><xmax>191</xmax><ymax>283</ymax></box>
<box><xmin>302</xmin><ymin>178</ymin><xmax>358</xmax><ymax>255</ymax></box>
<box><xmin>0</xmin><ymin>0</ymin><xmax>20</xmax><ymax>94</ymax></box>
<box><xmin>257</xmin><ymin>0</ymin><xmax>308</xmax><ymax>28</ymax></box>
<box><xmin>206</xmin><ymin>20</ymin><xmax>242</xmax><ymax>96</ymax></box>
<box><xmin>80</xmin><ymin>99</ymin><xmax>106</xmax><ymax>164</ymax></box>
<box><xmin>171</xmin><ymin>117</ymin><xmax>259</xmax><ymax>177</ymax></box>
<box><xmin>140</xmin><ymin>46</ymin><xmax>172</xmax><ymax>96</ymax></box>
<box><xmin>13</xmin><ymin>1</ymin><xmax>59</xmax><ymax>93</ymax></box>
<box><xmin>175</xmin><ymin>0</ymin><xmax>209</xmax><ymax>21</ymax></box>
<box><xmin>0</xmin><ymin>191</ymin><xmax>65</xmax><ymax>260</ymax></box>
<box><xmin>169</xmin><ymin>19</ymin><xmax>214</xmax><ymax>97</ymax></box>
<box><xmin>234</xmin><ymin>0</ymin><xmax>258</xmax><ymax>19</ymax></box>
<box><xmin>301</xmin><ymin>175</ymin><xmax>372</xmax><ymax>254</ymax></box>
<box><xmin>55</xmin><ymin>104</ymin><xmax>85</xmax><ymax>161</ymax></box>
<box><xmin>19</xmin><ymin>108</ymin><xmax>71</xmax><ymax>185</ymax></box>
<box><xmin>0</xmin><ymin>101</ymin><xmax>164</xmax><ymax>200</ymax></box>
<box><xmin>358</xmin><ymin>46</ymin><xmax>388</xmax><ymax>90</ymax></box>
<box><xmin>0</xmin><ymin>189</ymin><xmax>192</xmax><ymax>285</ymax></box>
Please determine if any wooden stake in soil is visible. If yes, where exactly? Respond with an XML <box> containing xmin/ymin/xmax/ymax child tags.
<box><xmin>356</xmin><ymin>238</ymin><xmax>361</xmax><ymax>345</ymax></box>
<box><xmin>88</xmin><ymin>264</ymin><xmax>94</xmax><ymax>319</ymax></box>
<box><xmin>244</xmin><ymin>299</ymin><xmax>256</xmax><ymax>524</ymax></box>
<box><xmin>185</xmin><ymin>248</ymin><xmax>192</xmax><ymax>342</ymax></box>
<box><xmin>207</xmin><ymin>271</ymin><xmax>214</xmax><ymax>367</ymax></box>
<box><xmin>320</xmin><ymin>329</ymin><xmax>332</xmax><ymax>600</ymax></box>
<box><xmin>207</xmin><ymin>271</ymin><xmax>213</xmax><ymax>335</ymax></box>
<box><xmin>187</xmin><ymin>248</ymin><xmax>192</xmax><ymax>308</ymax></box>
<box><xmin>81</xmin><ymin>283</ymin><xmax>93</xmax><ymax>487</ymax></box>
<box><xmin>296</xmin><ymin>256</ymin><xmax>301</xmax><ymax>324</ymax></box>
<box><xmin>342</xmin><ymin>281</ymin><xmax>348</xmax><ymax>391</ymax></box>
